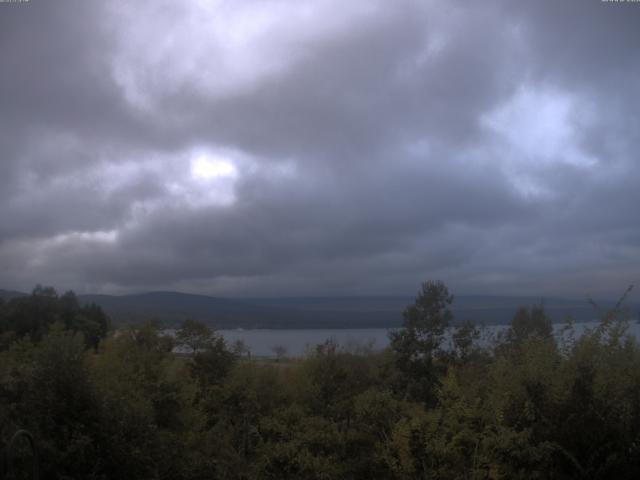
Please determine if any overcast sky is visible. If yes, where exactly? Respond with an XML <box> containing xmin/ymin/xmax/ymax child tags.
<box><xmin>1</xmin><ymin>0</ymin><xmax>639</xmax><ymax>298</ymax></box>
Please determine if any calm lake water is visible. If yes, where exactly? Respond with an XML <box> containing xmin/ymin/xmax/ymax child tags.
<box><xmin>217</xmin><ymin>321</ymin><xmax>640</xmax><ymax>357</ymax></box>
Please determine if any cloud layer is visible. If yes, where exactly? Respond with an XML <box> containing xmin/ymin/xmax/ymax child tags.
<box><xmin>1</xmin><ymin>0</ymin><xmax>639</xmax><ymax>298</ymax></box>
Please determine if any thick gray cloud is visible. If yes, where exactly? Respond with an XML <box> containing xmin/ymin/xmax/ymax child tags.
<box><xmin>0</xmin><ymin>0</ymin><xmax>639</xmax><ymax>298</ymax></box>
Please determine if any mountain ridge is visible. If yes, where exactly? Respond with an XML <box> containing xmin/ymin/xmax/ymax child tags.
<box><xmin>3</xmin><ymin>288</ymin><xmax>637</xmax><ymax>328</ymax></box>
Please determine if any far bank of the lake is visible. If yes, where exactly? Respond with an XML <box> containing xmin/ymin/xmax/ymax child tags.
<box><xmin>215</xmin><ymin>321</ymin><xmax>640</xmax><ymax>357</ymax></box>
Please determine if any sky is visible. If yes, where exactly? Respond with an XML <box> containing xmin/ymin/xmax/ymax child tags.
<box><xmin>1</xmin><ymin>0</ymin><xmax>639</xmax><ymax>298</ymax></box>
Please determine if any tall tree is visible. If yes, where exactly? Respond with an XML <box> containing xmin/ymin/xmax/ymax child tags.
<box><xmin>176</xmin><ymin>318</ymin><xmax>214</xmax><ymax>354</ymax></box>
<box><xmin>389</xmin><ymin>280</ymin><xmax>453</xmax><ymax>404</ymax></box>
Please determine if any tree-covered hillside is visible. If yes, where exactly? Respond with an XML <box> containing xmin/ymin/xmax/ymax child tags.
<box><xmin>5</xmin><ymin>288</ymin><xmax>631</xmax><ymax>328</ymax></box>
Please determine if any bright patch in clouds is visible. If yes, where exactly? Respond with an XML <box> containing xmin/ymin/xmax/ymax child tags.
<box><xmin>191</xmin><ymin>153</ymin><xmax>238</xmax><ymax>180</ymax></box>
<box><xmin>164</xmin><ymin>149</ymin><xmax>241</xmax><ymax>207</ymax></box>
<box><xmin>484</xmin><ymin>86</ymin><xmax>596</xmax><ymax>168</ymax></box>
<box><xmin>26</xmin><ymin>230</ymin><xmax>119</xmax><ymax>269</ymax></box>
<box><xmin>108</xmin><ymin>0</ymin><xmax>381</xmax><ymax>107</ymax></box>
<box><xmin>482</xmin><ymin>86</ymin><xmax>598</xmax><ymax>198</ymax></box>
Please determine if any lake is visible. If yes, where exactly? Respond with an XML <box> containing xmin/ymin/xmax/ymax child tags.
<box><xmin>217</xmin><ymin>321</ymin><xmax>640</xmax><ymax>357</ymax></box>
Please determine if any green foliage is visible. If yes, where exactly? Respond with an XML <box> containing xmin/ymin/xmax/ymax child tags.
<box><xmin>389</xmin><ymin>280</ymin><xmax>454</xmax><ymax>404</ymax></box>
<box><xmin>450</xmin><ymin>319</ymin><xmax>482</xmax><ymax>363</ymax></box>
<box><xmin>1</xmin><ymin>282</ymin><xmax>640</xmax><ymax>479</ymax></box>
<box><xmin>508</xmin><ymin>304</ymin><xmax>553</xmax><ymax>344</ymax></box>
<box><xmin>189</xmin><ymin>336</ymin><xmax>237</xmax><ymax>389</ymax></box>
<box><xmin>176</xmin><ymin>318</ymin><xmax>215</xmax><ymax>354</ymax></box>
<box><xmin>0</xmin><ymin>286</ymin><xmax>109</xmax><ymax>349</ymax></box>
<box><xmin>0</xmin><ymin>326</ymin><xmax>102</xmax><ymax>478</ymax></box>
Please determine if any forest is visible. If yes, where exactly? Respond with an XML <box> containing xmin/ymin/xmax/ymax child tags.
<box><xmin>1</xmin><ymin>281</ymin><xmax>639</xmax><ymax>479</ymax></box>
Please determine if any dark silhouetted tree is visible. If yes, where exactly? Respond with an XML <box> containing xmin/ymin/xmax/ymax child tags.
<box><xmin>176</xmin><ymin>318</ymin><xmax>214</xmax><ymax>354</ymax></box>
<box><xmin>389</xmin><ymin>280</ymin><xmax>453</xmax><ymax>404</ymax></box>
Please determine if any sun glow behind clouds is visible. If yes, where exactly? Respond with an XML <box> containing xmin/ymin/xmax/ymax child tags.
<box><xmin>191</xmin><ymin>153</ymin><xmax>238</xmax><ymax>180</ymax></box>
<box><xmin>177</xmin><ymin>149</ymin><xmax>240</xmax><ymax>207</ymax></box>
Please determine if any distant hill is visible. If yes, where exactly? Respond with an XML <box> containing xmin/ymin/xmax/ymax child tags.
<box><xmin>77</xmin><ymin>292</ymin><xmax>639</xmax><ymax>329</ymax></box>
<box><xmin>2</xmin><ymin>288</ymin><xmax>637</xmax><ymax>328</ymax></box>
<box><xmin>245</xmin><ymin>295</ymin><xmax>634</xmax><ymax>328</ymax></box>
<box><xmin>78</xmin><ymin>292</ymin><xmax>406</xmax><ymax>329</ymax></box>
<box><xmin>0</xmin><ymin>289</ymin><xmax>27</xmax><ymax>301</ymax></box>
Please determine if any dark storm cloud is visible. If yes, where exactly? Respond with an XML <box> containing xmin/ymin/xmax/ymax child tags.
<box><xmin>0</xmin><ymin>0</ymin><xmax>638</xmax><ymax>298</ymax></box>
